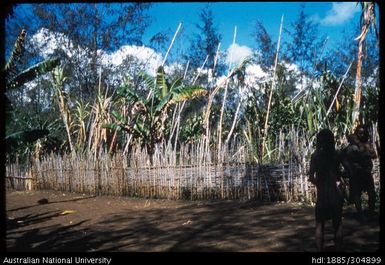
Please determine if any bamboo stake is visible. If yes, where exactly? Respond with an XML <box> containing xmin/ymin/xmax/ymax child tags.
<box><xmin>192</xmin><ymin>55</ymin><xmax>209</xmax><ymax>84</ymax></box>
<box><xmin>162</xmin><ymin>22</ymin><xmax>182</xmax><ymax>67</ymax></box>
<box><xmin>172</xmin><ymin>56</ymin><xmax>209</xmax><ymax>151</ymax></box>
<box><xmin>212</xmin><ymin>42</ymin><xmax>221</xmax><ymax>82</ymax></box>
<box><xmin>225</xmin><ymin>92</ymin><xmax>242</xmax><ymax>144</ymax></box>
<box><xmin>146</xmin><ymin>22</ymin><xmax>183</xmax><ymax>101</ymax></box>
<box><xmin>218</xmin><ymin>26</ymin><xmax>237</xmax><ymax>162</ymax></box>
<box><xmin>261</xmin><ymin>15</ymin><xmax>284</xmax><ymax>161</ymax></box>
<box><xmin>53</xmin><ymin>68</ymin><xmax>74</xmax><ymax>153</ymax></box>
<box><xmin>325</xmin><ymin>62</ymin><xmax>353</xmax><ymax>118</ymax></box>
<box><xmin>167</xmin><ymin>62</ymin><xmax>192</xmax><ymax>148</ymax></box>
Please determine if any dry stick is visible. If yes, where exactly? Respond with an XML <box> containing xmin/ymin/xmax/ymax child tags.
<box><xmin>325</xmin><ymin>62</ymin><xmax>353</xmax><ymax>118</ymax></box>
<box><xmin>162</xmin><ymin>22</ymin><xmax>182</xmax><ymax>67</ymax></box>
<box><xmin>146</xmin><ymin>22</ymin><xmax>182</xmax><ymax>101</ymax></box>
<box><xmin>202</xmin><ymin>41</ymin><xmax>221</xmax><ymax>164</ymax></box>
<box><xmin>123</xmin><ymin>134</ymin><xmax>133</xmax><ymax>155</ymax></box>
<box><xmin>169</xmin><ymin>60</ymin><xmax>191</xmax><ymax>150</ymax></box>
<box><xmin>225</xmin><ymin>85</ymin><xmax>244</xmax><ymax>145</ymax></box>
<box><xmin>261</xmin><ymin>15</ymin><xmax>284</xmax><ymax>161</ymax></box>
<box><xmin>173</xmin><ymin>56</ymin><xmax>208</xmax><ymax>152</ymax></box>
<box><xmin>168</xmin><ymin>60</ymin><xmax>190</xmax><ymax>148</ymax></box>
<box><xmin>87</xmin><ymin>110</ymin><xmax>95</xmax><ymax>152</ymax></box>
<box><xmin>168</xmin><ymin>104</ymin><xmax>179</xmax><ymax>148</ymax></box>
<box><xmin>203</xmin><ymin>67</ymin><xmax>238</xmax><ymax>134</ymax></box>
<box><xmin>218</xmin><ymin>26</ymin><xmax>237</xmax><ymax>162</ymax></box>
<box><xmin>168</xmin><ymin>60</ymin><xmax>190</xmax><ymax>145</ymax></box>
<box><xmin>54</xmin><ymin>69</ymin><xmax>74</xmax><ymax>153</ymax></box>
<box><xmin>132</xmin><ymin>23</ymin><xmax>183</xmax><ymax>158</ymax></box>
<box><xmin>203</xmin><ymin>58</ymin><xmax>247</xmax><ymax>131</ymax></box>
<box><xmin>192</xmin><ymin>55</ymin><xmax>209</xmax><ymax>85</ymax></box>
<box><xmin>59</xmin><ymin>90</ymin><xmax>74</xmax><ymax>153</ymax></box>
<box><xmin>212</xmin><ymin>42</ymin><xmax>221</xmax><ymax>82</ymax></box>
<box><xmin>90</xmin><ymin>69</ymin><xmax>104</xmax><ymax>158</ymax></box>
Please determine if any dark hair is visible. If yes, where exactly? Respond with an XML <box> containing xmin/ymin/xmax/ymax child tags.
<box><xmin>316</xmin><ymin>129</ymin><xmax>335</xmax><ymax>154</ymax></box>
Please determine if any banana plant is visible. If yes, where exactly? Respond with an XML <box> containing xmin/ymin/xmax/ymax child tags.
<box><xmin>4</xmin><ymin>29</ymin><xmax>60</xmax><ymax>156</ymax></box>
<box><xmin>105</xmin><ymin>66</ymin><xmax>207</xmax><ymax>162</ymax></box>
<box><xmin>179</xmin><ymin>113</ymin><xmax>205</xmax><ymax>144</ymax></box>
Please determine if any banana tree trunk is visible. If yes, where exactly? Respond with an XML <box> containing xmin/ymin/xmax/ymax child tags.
<box><xmin>352</xmin><ymin>37</ymin><xmax>364</xmax><ymax>128</ymax></box>
<box><xmin>59</xmin><ymin>91</ymin><xmax>74</xmax><ymax>153</ymax></box>
<box><xmin>352</xmin><ymin>2</ymin><xmax>377</xmax><ymax>129</ymax></box>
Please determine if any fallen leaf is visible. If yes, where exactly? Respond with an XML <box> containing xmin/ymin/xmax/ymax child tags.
<box><xmin>60</xmin><ymin>210</ymin><xmax>76</xmax><ymax>215</ymax></box>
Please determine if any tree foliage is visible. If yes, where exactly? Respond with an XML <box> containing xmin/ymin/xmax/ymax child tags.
<box><xmin>189</xmin><ymin>5</ymin><xmax>223</xmax><ymax>76</ymax></box>
<box><xmin>284</xmin><ymin>4</ymin><xmax>326</xmax><ymax>75</ymax></box>
<box><xmin>106</xmin><ymin>67</ymin><xmax>207</xmax><ymax>162</ymax></box>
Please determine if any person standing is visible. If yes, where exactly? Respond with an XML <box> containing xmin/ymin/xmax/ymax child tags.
<box><xmin>308</xmin><ymin>129</ymin><xmax>344</xmax><ymax>251</ymax></box>
<box><xmin>347</xmin><ymin>125</ymin><xmax>377</xmax><ymax>215</ymax></box>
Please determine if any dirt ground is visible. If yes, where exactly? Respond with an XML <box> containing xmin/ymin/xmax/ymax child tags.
<box><xmin>5</xmin><ymin>190</ymin><xmax>380</xmax><ymax>252</ymax></box>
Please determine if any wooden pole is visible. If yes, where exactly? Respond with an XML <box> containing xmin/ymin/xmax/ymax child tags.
<box><xmin>261</xmin><ymin>15</ymin><xmax>284</xmax><ymax>161</ymax></box>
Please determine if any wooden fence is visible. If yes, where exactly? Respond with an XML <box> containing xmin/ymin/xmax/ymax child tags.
<box><xmin>5</xmin><ymin>130</ymin><xmax>380</xmax><ymax>202</ymax></box>
<box><xmin>5</xmin><ymin>143</ymin><xmax>317</xmax><ymax>202</ymax></box>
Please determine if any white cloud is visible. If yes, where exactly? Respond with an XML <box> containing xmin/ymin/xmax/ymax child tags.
<box><xmin>164</xmin><ymin>62</ymin><xmax>184</xmax><ymax>75</ymax></box>
<box><xmin>30</xmin><ymin>28</ymin><xmax>165</xmax><ymax>77</ymax></box>
<box><xmin>226</xmin><ymin>43</ymin><xmax>253</xmax><ymax>66</ymax></box>
<box><xmin>31</xmin><ymin>28</ymin><xmax>74</xmax><ymax>58</ymax></box>
<box><xmin>100</xmin><ymin>45</ymin><xmax>163</xmax><ymax>75</ymax></box>
<box><xmin>245</xmin><ymin>64</ymin><xmax>268</xmax><ymax>80</ymax></box>
<box><xmin>321</xmin><ymin>2</ymin><xmax>360</xmax><ymax>26</ymax></box>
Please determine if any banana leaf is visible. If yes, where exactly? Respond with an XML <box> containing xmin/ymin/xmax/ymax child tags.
<box><xmin>102</xmin><ymin>123</ymin><xmax>122</xmax><ymax>131</ymax></box>
<box><xmin>5</xmin><ymin>129</ymin><xmax>49</xmax><ymax>150</ymax></box>
<box><xmin>4</xmin><ymin>29</ymin><xmax>26</xmax><ymax>81</ymax></box>
<box><xmin>118</xmin><ymin>84</ymin><xmax>147</xmax><ymax>104</ymax></box>
<box><xmin>169</xmin><ymin>77</ymin><xmax>183</xmax><ymax>92</ymax></box>
<box><xmin>156</xmin><ymin>66</ymin><xmax>168</xmax><ymax>98</ymax></box>
<box><xmin>138</xmin><ymin>71</ymin><xmax>156</xmax><ymax>92</ymax></box>
<box><xmin>8</xmin><ymin>58</ymin><xmax>60</xmax><ymax>89</ymax></box>
<box><xmin>155</xmin><ymin>93</ymin><xmax>172</xmax><ymax>113</ymax></box>
<box><xmin>170</xmin><ymin>86</ymin><xmax>207</xmax><ymax>104</ymax></box>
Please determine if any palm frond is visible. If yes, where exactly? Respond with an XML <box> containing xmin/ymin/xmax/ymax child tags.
<box><xmin>4</xmin><ymin>29</ymin><xmax>26</xmax><ymax>82</ymax></box>
<box><xmin>8</xmin><ymin>58</ymin><xmax>60</xmax><ymax>89</ymax></box>
<box><xmin>118</xmin><ymin>84</ymin><xmax>147</xmax><ymax>104</ymax></box>
<box><xmin>156</xmin><ymin>66</ymin><xmax>169</xmax><ymax>98</ymax></box>
<box><xmin>169</xmin><ymin>76</ymin><xmax>183</xmax><ymax>92</ymax></box>
<box><xmin>155</xmin><ymin>93</ymin><xmax>172</xmax><ymax>113</ymax></box>
<box><xmin>5</xmin><ymin>129</ymin><xmax>49</xmax><ymax>144</ymax></box>
<box><xmin>138</xmin><ymin>71</ymin><xmax>155</xmax><ymax>92</ymax></box>
<box><xmin>170</xmin><ymin>86</ymin><xmax>208</xmax><ymax>104</ymax></box>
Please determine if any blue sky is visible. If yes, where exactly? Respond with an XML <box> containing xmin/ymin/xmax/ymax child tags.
<box><xmin>142</xmin><ymin>2</ymin><xmax>363</xmax><ymax>52</ymax></box>
<box><xmin>8</xmin><ymin>2</ymin><xmax>370</xmax><ymax>58</ymax></box>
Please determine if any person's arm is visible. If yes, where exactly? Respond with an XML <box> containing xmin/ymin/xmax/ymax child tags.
<box><xmin>308</xmin><ymin>154</ymin><xmax>316</xmax><ymax>185</ymax></box>
<box><xmin>339</xmin><ymin>149</ymin><xmax>349</xmax><ymax>174</ymax></box>
<box><xmin>365</xmin><ymin>143</ymin><xmax>377</xmax><ymax>159</ymax></box>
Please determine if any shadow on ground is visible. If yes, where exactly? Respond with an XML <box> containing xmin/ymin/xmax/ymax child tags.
<box><xmin>6</xmin><ymin>192</ymin><xmax>380</xmax><ymax>252</ymax></box>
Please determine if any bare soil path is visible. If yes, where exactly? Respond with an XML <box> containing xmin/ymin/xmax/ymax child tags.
<box><xmin>6</xmin><ymin>190</ymin><xmax>380</xmax><ymax>252</ymax></box>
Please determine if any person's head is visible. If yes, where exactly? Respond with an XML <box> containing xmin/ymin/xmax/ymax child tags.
<box><xmin>316</xmin><ymin>129</ymin><xmax>335</xmax><ymax>153</ymax></box>
<box><xmin>347</xmin><ymin>133</ymin><xmax>360</xmax><ymax>145</ymax></box>
<box><xmin>354</xmin><ymin>124</ymin><xmax>369</xmax><ymax>143</ymax></box>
